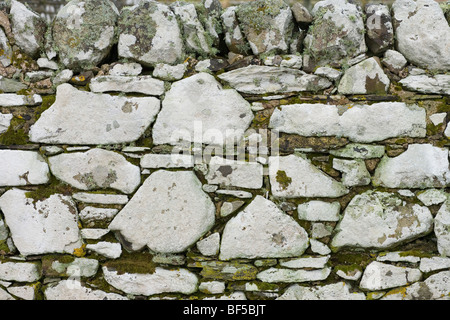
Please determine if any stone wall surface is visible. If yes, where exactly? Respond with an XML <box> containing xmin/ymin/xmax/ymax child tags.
<box><xmin>0</xmin><ymin>0</ymin><xmax>448</xmax><ymax>300</ymax></box>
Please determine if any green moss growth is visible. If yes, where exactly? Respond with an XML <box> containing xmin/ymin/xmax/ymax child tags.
<box><xmin>34</xmin><ymin>95</ymin><xmax>56</xmax><ymax>121</ymax></box>
<box><xmin>0</xmin><ymin>116</ymin><xmax>29</xmax><ymax>145</ymax></box>
<box><xmin>276</xmin><ymin>170</ymin><xmax>292</xmax><ymax>190</ymax></box>
<box><xmin>24</xmin><ymin>175</ymin><xmax>75</xmax><ymax>203</ymax></box>
<box><xmin>103</xmin><ymin>250</ymin><xmax>157</xmax><ymax>275</ymax></box>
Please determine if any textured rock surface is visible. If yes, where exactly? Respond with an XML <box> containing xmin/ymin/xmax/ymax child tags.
<box><xmin>0</xmin><ymin>150</ymin><xmax>49</xmax><ymax>186</ymax></box>
<box><xmin>400</xmin><ymin>75</ymin><xmax>450</xmax><ymax>95</ymax></box>
<box><xmin>89</xmin><ymin>75</ymin><xmax>165</xmax><ymax>96</ymax></box>
<box><xmin>278</xmin><ymin>282</ymin><xmax>365</xmax><ymax>300</ymax></box>
<box><xmin>435</xmin><ymin>200</ymin><xmax>450</xmax><ymax>257</ymax></box>
<box><xmin>360</xmin><ymin>261</ymin><xmax>422</xmax><ymax>291</ymax></box>
<box><xmin>365</xmin><ymin>4</ymin><xmax>394</xmax><ymax>54</ymax></box>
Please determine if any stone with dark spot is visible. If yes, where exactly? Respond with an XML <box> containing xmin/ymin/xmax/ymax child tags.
<box><xmin>365</xmin><ymin>4</ymin><xmax>394</xmax><ymax>54</ymax></box>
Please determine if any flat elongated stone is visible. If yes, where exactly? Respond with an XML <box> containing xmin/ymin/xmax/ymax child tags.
<box><xmin>0</xmin><ymin>150</ymin><xmax>49</xmax><ymax>186</ymax></box>
<box><xmin>297</xmin><ymin>201</ymin><xmax>341</xmax><ymax>222</ymax></box>
<box><xmin>152</xmin><ymin>73</ymin><xmax>253</xmax><ymax>146</ymax></box>
<box><xmin>360</xmin><ymin>261</ymin><xmax>422</xmax><ymax>291</ymax></box>
<box><xmin>45</xmin><ymin>280</ymin><xmax>127</xmax><ymax>300</ymax></box>
<box><xmin>90</xmin><ymin>75</ymin><xmax>165</xmax><ymax>96</ymax></box>
<box><xmin>373</xmin><ymin>144</ymin><xmax>450</xmax><ymax>189</ymax></box>
<box><xmin>329</xmin><ymin>144</ymin><xmax>385</xmax><ymax>159</ymax></box>
<box><xmin>0</xmin><ymin>261</ymin><xmax>41</xmax><ymax>282</ymax></box>
<box><xmin>217</xmin><ymin>65</ymin><xmax>331</xmax><ymax>95</ymax></box>
<box><xmin>205</xmin><ymin>156</ymin><xmax>263</xmax><ymax>189</ymax></box>
<box><xmin>331</xmin><ymin>190</ymin><xmax>433</xmax><ymax>250</ymax></box>
<box><xmin>109</xmin><ymin>170</ymin><xmax>215</xmax><ymax>253</ymax></box>
<box><xmin>29</xmin><ymin>84</ymin><xmax>160</xmax><ymax>145</ymax></box>
<box><xmin>86</xmin><ymin>242</ymin><xmax>121</xmax><ymax>259</ymax></box>
<box><xmin>268</xmin><ymin>155</ymin><xmax>348</xmax><ymax>198</ymax></box>
<box><xmin>0</xmin><ymin>94</ymin><xmax>42</xmax><ymax>107</ymax></box>
<box><xmin>278</xmin><ymin>282</ymin><xmax>365</xmax><ymax>300</ymax></box>
<box><xmin>140</xmin><ymin>154</ymin><xmax>194</xmax><ymax>169</ymax></box>
<box><xmin>221</xmin><ymin>6</ymin><xmax>249</xmax><ymax>55</ymax></box>
<box><xmin>219</xmin><ymin>196</ymin><xmax>309</xmax><ymax>260</ymax></box>
<box><xmin>420</xmin><ymin>257</ymin><xmax>450</xmax><ymax>273</ymax></box>
<box><xmin>257</xmin><ymin>267</ymin><xmax>331</xmax><ymax>283</ymax></box>
<box><xmin>102</xmin><ymin>266</ymin><xmax>198</xmax><ymax>296</ymax></box>
<box><xmin>73</xmin><ymin>193</ymin><xmax>128</xmax><ymax>204</ymax></box>
<box><xmin>0</xmin><ymin>189</ymin><xmax>83</xmax><ymax>256</ymax></box>
<box><xmin>279</xmin><ymin>256</ymin><xmax>330</xmax><ymax>269</ymax></box>
<box><xmin>269</xmin><ymin>102</ymin><xmax>426</xmax><ymax>143</ymax></box>
<box><xmin>399</xmin><ymin>75</ymin><xmax>450</xmax><ymax>95</ymax></box>
<box><xmin>48</xmin><ymin>148</ymin><xmax>141</xmax><ymax>194</ymax></box>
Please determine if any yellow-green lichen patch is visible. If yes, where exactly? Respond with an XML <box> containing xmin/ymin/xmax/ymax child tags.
<box><xmin>275</xmin><ymin>170</ymin><xmax>292</xmax><ymax>190</ymax></box>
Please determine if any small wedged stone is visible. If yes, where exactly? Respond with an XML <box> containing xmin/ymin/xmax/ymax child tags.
<box><xmin>373</xmin><ymin>144</ymin><xmax>450</xmax><ymax>189</ymax></box>
<box><xmin>382</xmin><ymin>50</ymin><xmax>408</xmax><ymax>73</ymax></box>
<box><xmin>331</xmin><ymin>190</ymin><xmax>433</xmax><ymax>251</ymax></box>
<box><xmin>0</xmin><ymin>189</ymin><xmax>83</xmax><ymax>256</ymax></box>
<box><xmin>29</xmin><ymin>83</ymin><xmax>160</xmax><ymax>145</ymax></box>
<box><xmin>109</xmin><ymin>62</ymin><xmax>142</xmax><ymax>76</ymax></box>
<box><xmin>360</xmin><ymin>261</ymin><xmax>422</xmax><ymax>291</ymax></box>
<box><xmin>140</xmin><ymin>154</ymin><xmax>194</xmax><ymax>169</ymax></box>
<box><xmin>0</xmin><ymin>150</ymin><xmax>49</xmax><ymax>186</ymax></box>
<box><xmin>48</xmin><ymin>148</ymin><xmax>141</xmax><ymax>194</ymax></box>
<box><xmin>417</xmin><ymin>189</ymin><xmax>448</xmax><ymax>206</ymax></box>
<box><xmin>217</xmin><ymin>65</ymin><xmax>331</xmax><ymax>95</ymax></box>
<box><xmin>268</xmin><ymin>155</ymin><xmax>349</xmax><ymax>198</ymax></box>
<box><xmin>102</xmin><ymin>266</ymin><xmax>198</xmax><ymax>296</ymax></box>
<box><xmin>86</xmin><ymin>242</ymin><xmax>121</xmax><ymax>259</ymax></box>
<box><xmin>420</xmin><ymin>257</ymin><xmax>450</xmax><ymax>273</ymax></box>
<box><xmin>297</xmin><ymin>201</ymin><xmax>341</xmax><ymax>222</ymax></box>
<box><xmin>118</xmin><ymin>0</ymin><xmax>184</xmax><ymax>66</ymax></box>
<box><xmin>109</xmin><ymin>170</ymin><xmax>215</xmax><ymax>253</ymax></box>
<box><xmin>52</xmin><ymin>0</ymin><xmax>119</xmax><ymax>71</ymax></box>
<box><xmin>399</xmin><ymin>75</ymin><xmax>450</xmax><ymax>95</ymax></box>
<box><xmin>219</xmin><ymin>196</ymin><xmax>309</xmax><ymax>260</ymax></box>
<box><xmin>152</xmin><ymin>63</ymin><xmax>186</xmax><ymax>81</ymax></box>
<box><xmin>89</xmin><ymin>75</ymin><xmax>165</xmax><ymax>96</ymax></box>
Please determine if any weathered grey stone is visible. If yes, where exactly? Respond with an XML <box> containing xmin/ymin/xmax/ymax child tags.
<box><xmin>152</xmin><ymin>63</ymin><xmax>186</xmax><ymax>81</ymax></box>
<box><xmin>205</xmin><ymin>156</ymin><xmax>263</xmax><ymax>189</ymax></box>
<box><xmin>80</xmin><ymin>228</ymin><xmax>109</xmax><ymax>240</ymax></box>
<box><xmin>201</xmin><ymin>0</ymin><xmax>223</xmax><ymax>47</ymax></box>
<box><xmin>49</xmin><ymin>148</ymin><xmax>141</xmax><ymax>194</ymax></box>
<box><xmin>220</xmin><ymin>196</ymin><xmax>309</xmax><ymax>260</ymax></box>
<box><xmin>377</xmin><ymin>252</ymin><xmax>421</xmax><ymax>264</ymax></box>
<box><xmin>360</xmin><ymin>261</ymin><xmax>422</xmax><ymax>291</ymax></box>
<box><xmin>311</xmin><ymin>223</ymin><xmax>333</xmax><ymax>239</ymax></box>
<box><xmin>392</xmin><ymin>0</ymin><xmax>450</xmax><ymax>71</ymax></box>
<box><xmin>29</xmin><ymin>84</ymin><xmax>160</xmax><ymax>145</ymax></box>
<box><xmin>279</xmin><ymin>256</ymin><xmax>329</xmax><ymax>269</ymax></box>
<box><xmin>73</xmin><ymin>193</ymin><xmax>128</xmax><ymax>205</ymax></box>
<box><xmin>257</xmin><ymin>267</ymin><xmax>331</xmax><ymax>283</ymax></box>
<box><xmin>0</xmin><ymin>76</ymin><xmax>27</xmax><ymax>93</ymax></box>
<box><xmin>417</xmin><ymin>189</ymin><xmax>448</xmax><ymax>206</ymax></box>
<box><xmin>0</xmin><ymin>261</ymin><xmax>41</xmax><ymax>282</ymax></box>
<box><xmin>215</xmin><ymin>190</ymin><xmax>253</xmax><ymax>199</ymax></box>
<box><xmin>196</xmin><ymin>232</ymin><xmax>220</xmax><ymax>256</ymax></box>
<box><xmin>235</xmin><ymin>0</ymin><xmax>294</xmax><ymax>55</ymax></box>
<box><xmin>310</xmin><ymin>239</ymin><xmax>331</xmax><ymax>255</ymax></box>
<box><xmin>7</xmin><ymin>286</ymin><xmax>35</xmax><ymax>300</ymax></box>
<box><xmin>0</xmin><ymin>113</ymin><xmax>12</xmax><ymax>135</ymax></box>
<box><xmin>332</xmin><ymin>158</ymin><xmax>371</xmax><ymax>187</ymax></box>
<box><xmin>0</xmin><ymin>150</ymin><xmax>49</xmax><ymax>186</ymax></box>
<box><xmin>118</xmin><ymin>0</ymin><xmax>184</xmax><ymax>66</ymax></box>
<box><xmin>25</xmin><ymin>71</ymin><xmax>53</xmax><ymax>83</ymax></box>
<box><xmin>302</xmin><ymin>0</ymin><xmax>367</xmax><ymax>72</ymax></box>
<box><xmin>0</xmin><ymin>28</ymin><xmax>12</xmax><ymax>67</ymax></box>
<box><xmin>291</xmin><ymin>2</ymin><xmax>313</xmax><ymax>24</ymax></box>
<box><xmin>420</xmin><ymin>257</ymin><xmax>450</xmax><ymax>273</ymax></box>
<box><xmin>399</xmin><ymin>75</ymin><xmax>450</xmax><ymax>95</ymax></box>
<box><xmin>90</xmin><ymin>75</ymin><xmax>165</xmax><ymax>96</ymax></box>
<box><xmin>329</xmin><ymin>144</ymin><xmax>385</xmax><ymax>159</ymax></box>
<box><xmin>314</xmin><ymin>67</ymin><xmax>342</xmax><ymax>82</ymax></box>
<box><xmin>429</xmin><ymin>113</ymin><xmax>447</xmax><ymax>126</ymax></box>
<box><xmin>269</xmin><ymin>102</ymin><xmax>426</xmax><ymax>143</ymax></box>
<box><xmin>338</xmin><ymin>57</ymin><xmax>390</xmax><ymax>95</ymax></box>
<box><xmin>373</xmin><ymin>144</ymin><xmax>450</xmax><ymax>189</ymax></box>
<box><xmin>268</xmin><ymin>155</ymin><xmax>349</xmax><ymax>198</ymax></box>
<box><xmin>382</xmin><ymin>49</ymin><xmax>408</xmax><ymax>73</ymax></box>
<box><xmin>336</xmin><ymin>267</ymin><xmax>363</xmax><ymax>281</ymax></box>
<box><xmin>37</xmin><ymin>58</ymin><xmax>58</xmax><ymax>70</ymax></box>
<box><xmin>10</xmin><ymin>0</ymin><xmax>47</xmax><ymax>58</ymax></box>
<box><xmin>52</xmin><ymin>0</ymin><xmax>118</xmax><ymax>71</ymax></box>
<box><xmin>331</xmin><ymin>190</ymin><xmax>433</xmax><ymax>251</ymax></box>
<box><xmin>365</xmin><ymin>4</ymin><xmax>394</xmax><ymax>54</ymax></box>
<box><xmin>199</xmin><ymin>281</ymin><xmax>225</xmax><ymax>294</ymax></box>
<box><xmin>85</xmin><ymin>241</ymin><xmax>121</xmax><ymax>259</ymax></box>
<box><xmin>140</xmin><ymin>154</ymin><xmax>194</xmax><ymax>169</ymax></box>
<box><xmin>109</xmin><ymin>170</ymin><xmax>215</xmax><ymax>253</ymax></box>
<box><xmin>109</xmin><ymin>62</ymin><xmax>142</xmax><ymax>76</ymax></box>
<box><xmin>0</xmin><ymin>189</ymin><xmax>83</xmax><ymax>256</ymax></box>
<box><xmin>102</xmin><ymin>266</ymin><xmax>198</xmax><ymax>296</ymax></box>
<box><xmin>297</xmin><ymin>201</ymin><xmax>341</xmax><ymax>222</ymax></box>
<box><xmin>53</xmin><ymin>69</ymin><xmax>73</xmax><ymax>86</ymax></box>
<box><xmin>435</xmin><ymin>200</ymin><xmax>450</xmax><ymax>257</ymax></box>
<box><xmin>217</xmin><ymin>65</ymin><xmax>331</xmax><ymax>95</ymax></box>
<box><xmin>278</xmin><ymin>282</ymin><xmax>365</xmax><ymax>300</ymax></box>
<box><xmin>220</xmin><ymin>200</ymin><xmax>245</xmax><ymax>217</ymax></box>
<box><xmin>221</xmin><ymin>6</ymin><xmax>249</xmax><ymax>55</ymax></box>
<box><xmin>45</xmin><ymin>280</ymin><xmax>127</xmax><ymax>300</ymax></box>
<box><xmin>152</xmin><ymin>73</ymin><xmax>253</xmax><ymax>146</ymax></box>
<box><xmin>0</xmin><ymin>93</ymin><xmax>42</xmax><ymax>107</ymax></box>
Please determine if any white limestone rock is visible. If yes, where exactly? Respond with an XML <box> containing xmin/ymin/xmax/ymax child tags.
<box><xmin>302</xmin><ymin>0</ymin><xmax>367</xmax><ymax>71</ymax></box>
<box><xmin>417</xmin><ymin>189</ymin><xmax>448</xmax><ymax>206</ymax></box>
<box><xmin>314</xmin><ymin>67</ymin><xmax>342</xmax><ymax>82</ymax></box>
<box><xmin>118</xmin><ymin>0</ymin><xmax>184</xmax><ymax>66</ymax></box>
<box><xmin>109</xmin><ymin>170</ymin><xmax>215</xmax><ymax>253</ymax></box>
<box><xmin>0</xmin><ymin>189</ymin><xmax>83</xmax><ymax>256</ymax></box>
<box><xmin>86</xmin><ymin>241</ymin><xmax>121</xmax><ymax>259</ymax></box>
<box><xmin>52</xmin><ymin>0</ymin><xmax>119</xmax><ymax>71</ymax></box>
<box><xmin>331</xmin><ymin>190</ymin><xmax>433</xmax><ymax>251</ymax></box>
<box><xmin>152</xmin><ymin>73</ymin><xmax>253</xmax><ymax>146</ymax></box>
<box><xmin>257</xmin><ymin>267</ymin><xmax>331</xmax><ymax>283</ymax></box>
<box><xmin>10</xmin><ymin>0</ymin><xmax>47</xmax><ymax>58</ymax></box>
<box><xmin>80</xmin><ymin>228</ymin><xmax>110</xmax><ymax>240</ymax></box>
<box><xmin>205</xmin><ymin>156</ymin><xmax>263</xmax><ymax>189</ymax></box>
<box><xmin>0</xmin><ymin>150</ymin><xmax>49</xmax><ymax>186</ymax></box>
<box><xmin>338</xmin><ymin>57</ymin><xmax>390</xmax><ymax>95</ymax></box>
<box><xmin>360</xmin><ymin>261</ymin><xmax>422</xmax><ymax>291</ymax></box>
<box><xmin>329</xmin><ymin>144</ymin><xmax>385</xmax><ymax>159</ymax></box>
<box><xmin>435</xmin><ymin>200</ymin><xmax>450</xmax><ymax>257</ymax></box>
<box><xmin>377</xmin><ymin>252</ymin><xmax>421</xmax><ymax>264</ymax></box>
<box><xmin>420</xmin><ymin>257</ymin><xmax>450</xmax><ymax>273</ymax></box>
<box><xmin>37</xmin><ymin>58</ymin><xmax>59</xmax><ymax>70</ymax></box>
<box><xmin>29</xmin><ymin>84</ymin><xmax>160</xmax><ymax>145</ymax></box>
<box><xmin>48</xmin><ymin>148</ymin><xmax>141</xmax><ymax>194</ymax></box>
<box><xmin>53</xmin><ymin>69</ymin><xmax>73</xmax><ymax>86</ymax></box>
<box><xmin>0</xmin><ymin>28</ymin><xmax>12</xmax><ymax>67</ymax></box>
<box><xmin>221</xmin><ymin>6</ymin><xmax>249</xmax><ymax>55</ymax></box>
<box><xmin>90</xmin><ymin>75</ymin><xmax>165</xmax><ymax>96</ymax></box>
<box><xmin>429</xmin><ymin>113</ymin><xmax>447</xmax><ymax>126</ymax></box>
<box><xmin>7</xmin><ymin>286</ymin><xmax>35</xmax><ymax>300</ymax></box>
<box><xmin>45</xmin><ymin>279</ymin><xmax>127</xmax><ymax>300</ymax></box>
<box><xmin>73</xmin><ymin>193</ymin><xmax>128</xmax><ymax>205</ymax></box>
<box><xmin>196</xmin><ymin>232</ymin><xmax>220</xmax><ymax>256</ymax></box>
<box><xmin>269</xmin><ymin>102</ymin><xmax>426</xmax><ymax>143</ymax></box>
<box><xmin>50</xmin><ymin>257</ymin><xmax>99</xmax><ymax>278</ymax></box>
<box><xmin>215</xmin><ymin>190</ymin><xmax>253</xmax><ymax>199</ymax></box>
<box><xmin>152</xmin><ymin>63</ymin><xmax>186</xmax><ymax>81</ymax></box>
<box><xmin>0</xmin><ymin>94</ymin><xmax>42</xmax><ymax>107</ymax></box>
<box><xmin>102</xmin><ymin>266</ymin><xmax>198</xmax><ymax>296</ymax></box>
<box><xmin>109</xmin><ymin>62</ymin><xmax>142</xmax><ymax>76</ymax></box>
<box><xmin>140</xmin><ymin>154</ymin><xmax>194</xmax><ymax>169</ymax></box>
<box><xmin>332</xmin><ymin>158</ymin><xmax>371</xmax><ymax>187</ymax></box>
<box><xmin>268</xmin><ymin>155</ymin><xmax>349</xmax><ymax>198</ymax></box>
<box><xmin>310</xmin><ymin>239</ymin><xmax>331</xmax><ymax>255</ymax></box>
<box><xmin>0</xmin><ymin>261</ymin><xmax>41</xmax><ymax>282</ymax></box>
<box><xmin>199</xmin><ymin>281</ymin><xmax>225</xmax><ymax>294</ymax></box>
<box><xmin>217</xmin><ymin>65</ymin><xmax>331</xmax><ymax>95</ymax></box>
<box><xmin>279</xmin><ymin>256</ymin><xmax>330</xmax><ymax>269</ymax></box>
<box><xmin>219</xmin><ymin>196</ymin><xmax>309</xmax><ymax>260</ymax></box>
<box><xmin>382</xmin><ymin>49</ymin><xmax>408</xmax><ymax>73</ymax></box>
<box><xmin>392</xmin><ymin>0</ymin><xmax>450</xmax><ymax>71</ymax></box>
<box><xmin>297</xmin><ymin>201</ymin><xmax>341</xmax><ymax>222</ymax></box>
<box><xmin>399</xmin><ymin>74</ymin><xmax>450</xmax><ymax>95</ymax></box>
<box><xmin>278</xmin><ymin>282</ymin><xmax>365</xmax><ymax>300</ymax></box>
<box><xmin>373</xmin><ymin>144</ymin><xmax>450</xmax><ymax>189</ymax></box>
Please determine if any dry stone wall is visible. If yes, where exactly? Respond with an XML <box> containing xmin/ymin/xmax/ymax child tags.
<box><xmin>0</xmin><ymin>0</ymin><xmax>448</xmax><ymax>300</ymax></box>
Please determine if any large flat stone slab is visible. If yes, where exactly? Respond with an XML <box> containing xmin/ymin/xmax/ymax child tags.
<box><xmin>29</xmin><ymin>84</ymin><xmax>160</xmax><ymax>145</ymax></box>
<box><xmin>48</xmin><ymin>148</ymin><xmax>141</xmax><ymax>194</ymax></box>
<box><xmin>269</xmin><ymin>102</ymin><xmax>426</xmax><ymax>143</ymax></box>
<box><xmin>109</xmin><ymin>170</ymin><xmax>215</xmax><ymax>253</ymax></box>
<box><xmin>0</xmin><ymin>150</ymin><xmax>49</xmax><ymax>186</ymax></box>
<box><xmin>89</xmin><ymin>75</ymin><xmax>165</xmax><ymax>96</ymax></box>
